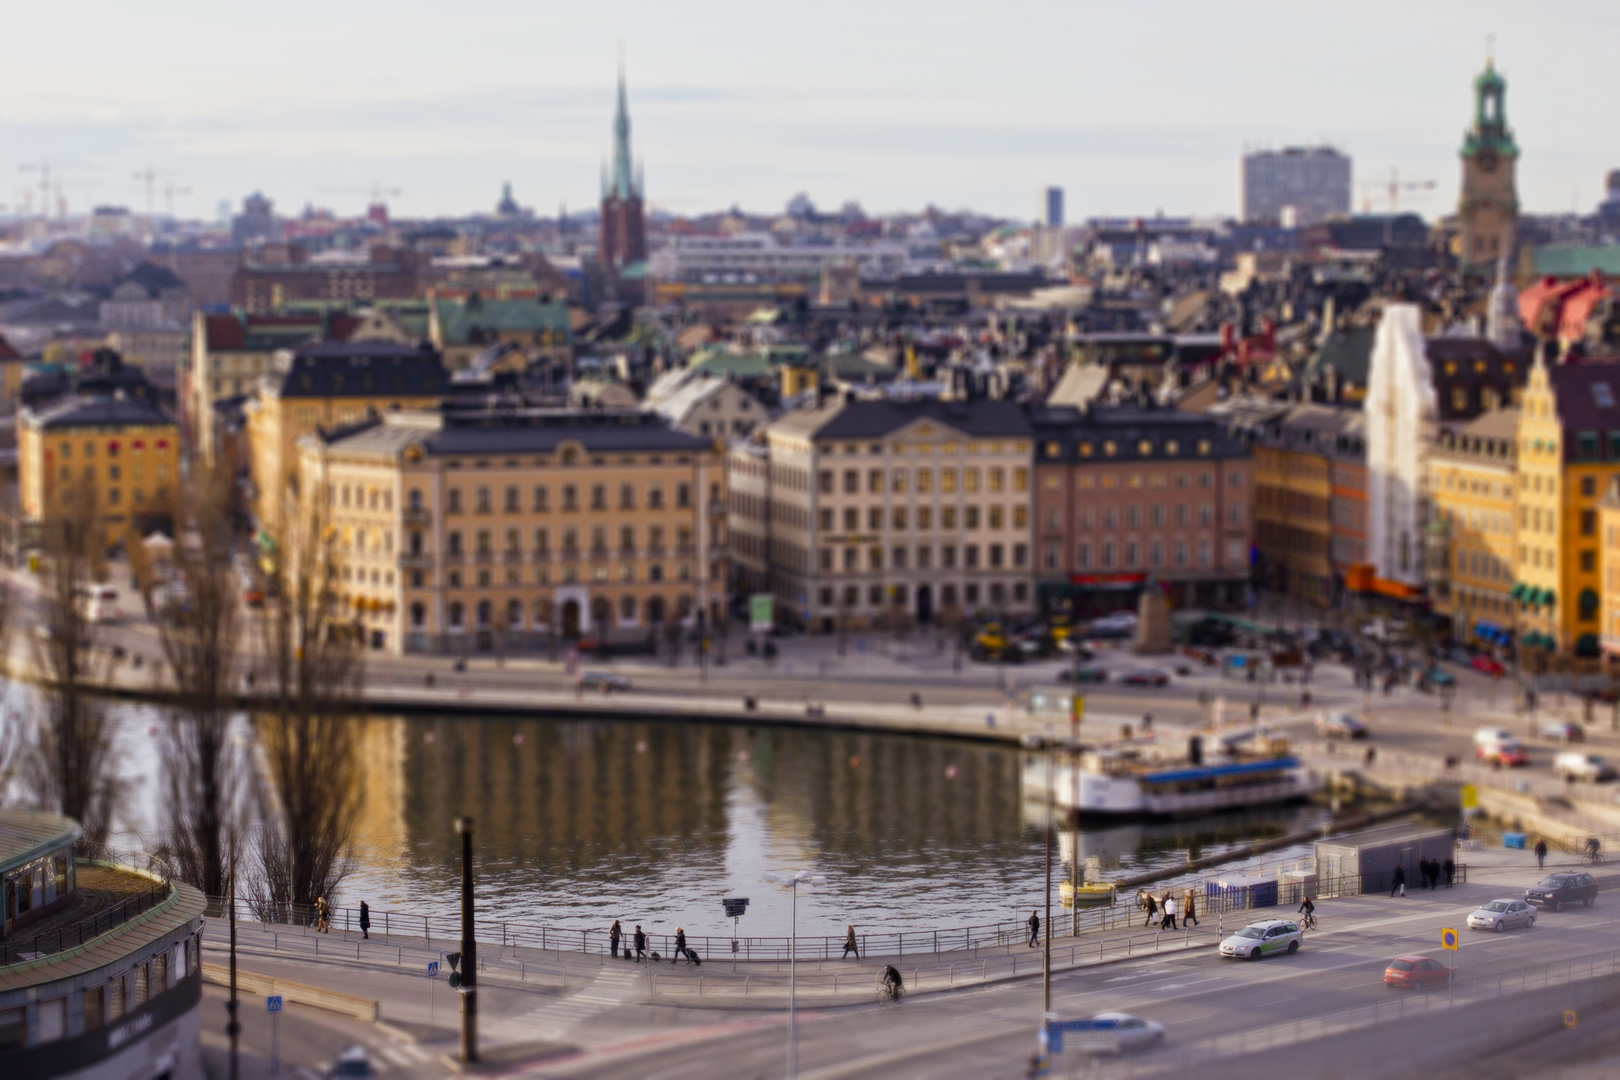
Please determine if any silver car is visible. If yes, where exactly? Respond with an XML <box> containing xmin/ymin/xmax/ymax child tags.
<box><xmin>1467</xmin><ymin>898</ymin><xmax>1536</xmax><ymax>932</ymax></box>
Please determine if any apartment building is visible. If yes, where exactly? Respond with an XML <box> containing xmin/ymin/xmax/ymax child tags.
<box><xmin>741</xmin><ymin>396</ymin><xmax>1036</xmax><ymax>632</ymax></box>
<box><xmin>18</xmin><ymin>392</ymin><xmax>180</xmax><ymax>548</ymax></box>
<box><xmin>1032</xmin><ymin>405</ymin><xmax>1251</xmax><ymax>619</ymax></box>
<box><xmin>1512</xmin><ymin>359</ymin><xmax>1620</xmax><ymax>657</ymax></box>
<box><xmin>1429</xmin><ymin>408</ymin><xmax>1518</xmax><ymax>644</ymax></box>
<box><xmin>246</xmin><ymin>340</ymin><xmax>446</xmax><ymax>533</ymax></box>
<box><xmin>298</xmin><ymin>407</ymin><xmax>725</xmax><ymax>654</ymax></box>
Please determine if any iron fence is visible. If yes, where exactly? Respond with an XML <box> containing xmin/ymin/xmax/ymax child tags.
<box><xmin>0</xmin><ymin>882</ymin><xmax>171</xmax><ymax>968</ymax></box>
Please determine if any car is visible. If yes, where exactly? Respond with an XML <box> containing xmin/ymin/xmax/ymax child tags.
<box><xmin>1540</xmin><ymin>721</ymin><xmax>1585</xmax><ymax>743</ymax></box>
<box><xmin>329</xmin><ymin>1045</ymin><xmax>375</xmax><ymax>1078</ymax></box>
<box><xmin>1384</xmin><ymin>954</ymin><xmax>1450</xmax><ymax>990</ymax></box>
<box><xmin>1467</xmin><ymin>898</ymin><xmax>1536</xmax><ymax>932</ymax></box>
<box><xmin>1471</xmin><ymin>654</ymin><xmax>1506</xmax><ymax>676</ymax></box>
<box><xmin>578</xmin><ymin>671</ymin><xmax>632</xmax><ymax>691</ymax></box>
<box><xmin>1218</xmin><ymin>919</ymin><xmax>1302</xmax><ymax>960</ymax></box>
<box><xmin>1079</xmin><ymin>1012</ymin><xmax>1166</xmax><ymax>1054</ymax></box>
<box><xmin>1057</xmin><ymin>639</ymin><xmax>1095</xmax><ymax>660</ymax></box>
<box><xmin>1554</xmin><ymin>751</ymin><xmax>1612</xmax><ymax>782</ymax></box>
<box><xmin>1064</xmin><ymin>666</ymin><xmax>1108</xmax><ymax>684</ymax></box>
<box><xmin>1525</xmin><ymin>872</ymin><xmax>1600</xmax><ymax>911</ymax></box>
<box><xmin>1121</xmin><ymin>670</ymin><xmax>1169</xmax><ymax>687</ymax></box>
<box><xmin>1315</xmin><ymin>711</ymin><xmax>1369</xmax><ymax>739</ymax></box>
<box><xmin>1477</xmin><ymin>739</ymin><xmax>1529</xmax><ymax>767</ymax></box>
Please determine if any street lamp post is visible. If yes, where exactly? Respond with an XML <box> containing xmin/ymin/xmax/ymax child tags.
<box><xmin>454</xmin><ymin>816</ymin><xmax>478</xmax><ymax>1064</ymax></box>
<box><xmin>763</xmin><ymin>870</ymin><xmax>827</xmax><ymax>1080</ymax></box>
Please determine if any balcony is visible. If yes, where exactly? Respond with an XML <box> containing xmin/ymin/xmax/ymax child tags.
<box><xmin>403</xmin><ymin>508</ymin><xmax>431</xmax><ymax>527</ymax></box>
<box><xmin>532</xmin><ymin>549</ymin><xmax>552</xmax><ymax>562</ymax></box>
<box><xmin>443</xmin><ymin>552</ymin><xmax>466</xmax><ymax>566</ymax></box>
<box><xmin>589</xmin><ymin>546</ymin><xmax>610</xmax><ymax>562</ymax></box>
<box><xmin>398</xmin><ymin>552</ymin><xmax>435</xmax><ymax>570</ymax></box>
<box><xmin>561</xmin><ymin>547</ymin><xmax>581</xmax><ymax>562</ymax></box>
<box><xmin>474</xmin><ymin>550</ymin><xmax>495</xmax><ymax>565</ymax></box>
<box><xmin>503</xmin><ymin>550</ymin><xmax>525</xmax><ymax>564</ymax></box>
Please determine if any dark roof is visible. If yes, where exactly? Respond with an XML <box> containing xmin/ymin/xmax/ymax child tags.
<box><xmin>116</xmin><ymin>261</ymin><xmax>187</xmax><ymax>297</ymax></box>
<box><xmin>1031</xmin><ymin>405</ymin><xmax>1249</xmax><ymax>463</ymax></box>
<box><xmin>321</xmin><ymin>408</ymin><xmax>710</xmax><ymax>457</ymax></box>
<box><xmin>0</xmin><ymin>809</ymin><xmax>80</xmax><ymax>877</ymax></box>
<box><xmin>275</xmin><ymin>341</ymin><xmax>447</xmax><ymax>399</ymax></box>
<box><xmin>1547</xmin><ymin>359</ymin><xmax>1620</xmax><ymax>461</ymax></box>
<box><xmin>783</xmin><ymin>397</ymin><xmax>1033</xmax><ymax>441</ymax></box>
<box><xmin>24</xmin><ymin>392</ymin><xmax>177</xmax><ymax>431</ymax></box>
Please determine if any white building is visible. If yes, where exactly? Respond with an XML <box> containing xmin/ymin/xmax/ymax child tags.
<box><xmin>1365</xmin><ymin>304</ymin><xmax>1438</xmax><ymax>588</ymax></box>
<box><xmin>1241</xmin><ymin>146</ymin><xmax>1352</xmax><ymax>225</ymax></box>
<box><xmin>649</xmin><ymin>232</ymin><xmax>908</xmax><ymax>283</ymax></box>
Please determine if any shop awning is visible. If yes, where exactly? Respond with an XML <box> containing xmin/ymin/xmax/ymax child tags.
<box><xmin>1510</xmin><ymin>583</ymin><xmax>1527</xmax><ymax>601</ymax></box>
<box><xmin>1544</xmin><ymin>589</ymin><xmax>1557</xmax><ymax>607</ymax></box>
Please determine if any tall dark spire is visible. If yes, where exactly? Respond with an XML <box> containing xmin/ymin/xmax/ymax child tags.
<box><xmin>609</xmin><ymin>64</ymin><xmax>637</xmax><ymax>202</ymax></box>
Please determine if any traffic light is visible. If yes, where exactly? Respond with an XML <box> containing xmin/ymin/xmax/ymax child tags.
<box><xmin>446</xmin><ymin>952</ymin><xmax>463</xmax><ymax>989</ymax></box>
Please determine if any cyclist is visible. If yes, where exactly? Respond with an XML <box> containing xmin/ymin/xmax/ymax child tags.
<box><xmin>1298</xmin><ymin>895</ymin><xmax>1317</xmax><ymax>928</ymax></box>
<box><xmin>882</xmin><ymin>965</ymin><xmax>904</xmax><ymax>1000</ymax></box>
<box><xmin>1586</xmin><ymin>837</ymin><xmax>1602</xmax><ymax>863</ymax></box>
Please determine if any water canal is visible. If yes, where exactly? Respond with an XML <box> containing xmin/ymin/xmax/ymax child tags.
<box><xmin>105</xmin><ymin>707</ymin><xmax>1326</xmax><ymax>940</ymax></box>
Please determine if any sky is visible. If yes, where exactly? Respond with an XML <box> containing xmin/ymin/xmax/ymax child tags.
<box><xmin>3</xmin><ymin>0</ymin><xmax>1618</xmax><ymax>225</ymax></box>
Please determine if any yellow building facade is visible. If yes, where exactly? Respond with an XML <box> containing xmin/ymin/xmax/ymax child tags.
<box><xmin>298</xmin><ymin>407</ymin><xmax>727</xmax><ymax>655</ymax></box>
<box><xmin>19</xmin><ymin>394</ymin><xmax>180</xmax><ymax>548</ymax></box>
<box><xmin>1430</xmin><ymin>409</ymin><xmax>1518</xmax><ymax>642</ymax></box>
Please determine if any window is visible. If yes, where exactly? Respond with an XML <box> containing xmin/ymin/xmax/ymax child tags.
<box><xmin>533</xmin><ymin>486</ymin><xmax>549</xmax><ymax>512</ymax></box>
<box><xmin>590</xmin><ymin>484</ymin><xmax>607</xmax><ymax>510</ymax></box>
<box><xmin>869</xmin><ymin>469</ymin><xmax>884</xmax><ymax>494</ymax></box>
<box><xmin>868</xmin><ymin>547</ymin><xmax>883</xmax><ymax>570</ymax></box>
<box><xmin>1582</xmin><ymin>510</ymin><xmax>1597</xmax><ymax>537</ymax></box>
<box><xmin>989</xmin><ymin>506</ymin><xmax>1004</xmax><ymax>529</ymax></box>
<box><xmin>843</xmin><ymin>508</ymin><xmax>858</xmax><ymax>531</ymax></box>
<box><xmin>620</xmin><ymin>483</ymin><xmax>636</xmax><ymax>509</ymax></box>
<box><xmin>868</xmin><ymin>507</ymin><xmax>883</xmax><ymax>531</ymax></box>
<box><xmin>965</xmin><ymin>544</ymin><xmax>980</xmax><ymax>568</ymax></box>
<box><xmin>677</xmin><ymin>483</ymin><xmax>692</xmax><ymax>509</ymax></box>
<box><xmin>941</xmin><ymin>469</ymin><xmax>957</xmax><ymax>493</ymax></box>
<box><xmin>892</xmin><ymin>546</ymin><xmax>907</xmax><ymax>569</ymax></box>
<box><xmin>1581</xmin><ymin>550</ymin><xmax>1597</xmax><ymax>572</ymax></box>
<box><xmin>1014</xmin><ymin>506</ymin><xmax>1028</xmax><ymax>528</ymax></box>
<box><xmin>562</xmin><ymin>484</ymin><xmax>579</xmax><ymax>511</ymax></box>
<box><xmin>1013</xmin><ymin>467</ymin><xmax>1028</xmax><ymax>492</ymax></box>
<box><xmin>843</xmin><ymin>547</ymin><xmax>858</xmax><ymax>570</ymax></box>
<box><xmin>1077</xmin><ymin>542</ymin><xmax>1091</xmax><ymax>568</ymax></box>
<box><xmin>965</xmin><ymin>468</ymin><xmax>980</xmax><ymax>493</ymax></box>
<box><xmin>916</xmin><ymin>469</ymin><xmax>933</xmax><ymax>493</ymax></box>
<box><xmin>892</xmin><ymin>508</ymin><xmax>908</xmax><ymax>529</ymax></box>
<box><xmin>505</xmin><ymin>486</ymin><xmax>520</xmax><ymax>512</ymax></box>
<box><xmin>647</xmin><ymin>484</ymin><xmax>663</xmax><ymax>509</ymax></box>
<box><xmin>1013</xmin><ymin>543</ymin><xmax>1027</xmax><ymax>567</ymax></box>
<box><xmin>943</xmin><ymin>507</ymin><xmax>957</xmax><ymax>529</ymax></box>
<box><xmin>892</xmin><ymin>469</ymin><xmax>908</xmax><ymax>494</ymax></box>
<box><xmin>917</xmin><ymin>506</ymin><xmax>933</xmax><ymax>530</ymax></box>
<box><xmin>476</xmin><ymin>486</ymin><xmax>492</xmax><ymax>513</ymax></box>
<box><xmin>942</xmin><ymin>545</ymin><xmax>957</xmax><ymax>568</ymax></box>
<box><xmin>819</xmin><ymin>470</ymin><xmax>833</xmax><ymax>494</ymax></box>
<box><xmin>843</xmin><ymin>469</ymin><xmax>858</xmax><ymax>493</ymax></box>
<box><xmin>1597</xmin><ymin>382</ymin><xmax>1617</xmax><ymax>409</ymax></box>
<box><xmin>965</xmin><ymin>506</ymin><xmax>980</xmax><ymax>529</ymax></box>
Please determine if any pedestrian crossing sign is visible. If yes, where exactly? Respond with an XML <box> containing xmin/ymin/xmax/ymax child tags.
<box><xmin>1460</xmin><ymin>785</ymin><xmax>1478</xmax><ymax>810</ymax></box>
<box><xmin>1441</xmin><ymin>928</ymin><xmax>1458</xmax><ymax>950</ymax></box>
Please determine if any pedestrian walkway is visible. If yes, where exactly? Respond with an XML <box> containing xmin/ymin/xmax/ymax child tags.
<box><xmin>481</xmin><ymin>963</ymin><xmax>647</xmax><ymax>1044</ymax></box>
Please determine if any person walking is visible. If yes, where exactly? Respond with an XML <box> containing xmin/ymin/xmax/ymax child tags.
<box><xmin>610</xmin><ymin>919</ymin><xmax>622</xmax><ymax>959</ymax></box>
<box><xmin>673</xmin><ymin>927</ymin><xmax>688</xmax><ymax>964</ymax></box>
<box><xmin>1391</xmin><ymin>864</ymin><xmax>1406</xmax><ymax>898</ymax></box>
<box><xmin>1429</xmin><ymin>859</ymin><xmax>1442</xmax><ymax>890</ymax></box>
<box><xmin>1161</xmin><ymin>895</ymin><xmax>1177</xmax><ymax>931</ymax></box>
<box><xmin>1443</xmin><ymin>858</ymin><xmax>1455</xmax><ymax>888</ymax></box>
<box><xmin>634</xmin><ymin>925</ymin><xmax>647</xmax><ymax>961</ymax></box>
<box><xmin>1418</xmin><ymin>857</ymin><xmax>1431</xmax><ymax>890</ymax></box>
<box><xmin>314</xmin><ymin>896</ymin><xmax>330</xmax><ymax>933</ymax></box>
<box><xmin>1027</xmin><ymin>909</ymin><xmax>1041</xmax><ymax>948</ymax></box>
<box><xmin>1142</xmin><ymin>892</ymin><xmax>1158</xmax><ymax>927</ymax></box>
<box><xmin>359</xmin><ymin>901</ymin><xmax>371</xmax><ymax>941</ymax></box>
<box><xmin>1535</xmin><ymin>838</ymin><xmax>1549</xmax><ymax>869</ymax></box>
<box><xmin>842</xmin><ymin>925</ymin><xmax>860</xmax><ymax>959</ymax></box>
<box><xmin>1182</xmin><ymin>891</ymin><xmax>1199</xmax><ymax>927</ymax></box>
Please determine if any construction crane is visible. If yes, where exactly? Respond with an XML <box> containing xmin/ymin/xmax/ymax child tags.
<box><xmin>1359</xmin><ymin>167</ymin><xmax>1437</xmax><ymax>214</ymax></box>
<box><xmin>19</xmin><ymin>160</ymin><xmax>55</xmax><ymax>219</ymax></box>
<box><xmin>319</xmin><ymin>181</ymin><xmax>403</xmax><ymax>211</ymax></box>
<box><xmin>162</xmin><ymin>181</ymin><xmax>193</xmax><ymax>219</ymax></box>
<box><xmin>132</xmin><ymin>165</ymin><xmax>158</xmax><ymax>218</ymax></box>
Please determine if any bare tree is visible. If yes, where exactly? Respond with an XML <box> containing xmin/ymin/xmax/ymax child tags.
<box><xmin>130</xmin><ymin>461</ymin><xmax>243</xmax><ymax>899</ymax></box>
<box><xmin>29</xmin><ymin>483</ymin><xmax>120</xmax><ymax>843</ymax></box>
<box><xmin>250</xmin><ymin>492</ymin><xmax>364</xmax><ymax>916</ymax></box>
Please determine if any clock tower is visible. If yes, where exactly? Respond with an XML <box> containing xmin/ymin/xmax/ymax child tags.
<box><xmin>1458</xmin><ymin>57</ymin><xmax>1519</xmax><ymax>270</ymax></box>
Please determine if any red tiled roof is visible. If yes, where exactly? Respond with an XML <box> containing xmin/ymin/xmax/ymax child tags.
<box><xmin>203</xmin><ymin>314</ymin><xmax>245</xmax><ymax>350</ymax></box>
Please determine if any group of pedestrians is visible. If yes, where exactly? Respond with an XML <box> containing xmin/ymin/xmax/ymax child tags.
<box><xmin>1390</xmin><ymin>856</ymin><xmax>1454</xmax><ymax>897</ymax></box>
<box><xmin>608</xmin><ymin>920</ymin><xmax>651</xmax><ymax>962</ymax></box>
<box><xmin>1137</xmin><ymin>890</ymin><xmax>1199</xmax><ymax>931</ymax></box>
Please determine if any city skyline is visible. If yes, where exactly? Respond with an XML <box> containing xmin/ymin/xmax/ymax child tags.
<box><xmin>3</xmin><ymin>0</ymin><xmax>1619</xmax><ymax>224</ymax></box>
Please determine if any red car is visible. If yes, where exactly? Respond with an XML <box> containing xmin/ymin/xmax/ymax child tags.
<box><xmin>1477</xmin><ymin>741</ymin><xmax>1529</xmax><ymax>767</ymax></box>
<box><xmin>1471</xmin><ymin>655</ymin><xmax>1505</xmax><ymax>677</ymax></box>
<box><xmin>1121</xmin><ymin>670</ymin><xmax>1169</xmax><ymax>687</ymax></box>
<box><xmin>1384</xmin><ymin>954</ymin><xmax>1450</xmax><ymax>989</ymax></box>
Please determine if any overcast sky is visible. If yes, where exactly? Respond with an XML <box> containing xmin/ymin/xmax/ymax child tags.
<box><xmin>3</xmin><ymin>0</ymin><xmax>1616</xmax><ymax>224</ymax></box>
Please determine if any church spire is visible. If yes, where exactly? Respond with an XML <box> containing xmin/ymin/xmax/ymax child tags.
<box><xmin>610</xmin><ymin>63</ymin><xmax>636</xmax><ymax>202</ymax></box>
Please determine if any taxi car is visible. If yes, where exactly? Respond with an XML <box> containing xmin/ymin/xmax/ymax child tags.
<box><xmin>1218</xmin><ymin>919</ymin><xmax>1302</xmax><ymax>960</ymax></box>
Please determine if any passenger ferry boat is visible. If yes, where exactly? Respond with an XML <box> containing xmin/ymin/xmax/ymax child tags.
<box><xmin>1023</xmin><ymin>733</ymin><xmax>1319</xmax><ymax>820</ymax></box>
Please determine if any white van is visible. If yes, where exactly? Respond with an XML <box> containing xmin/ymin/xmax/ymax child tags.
<box><xmin>1554</xmin><ymin>752</ymin><xmax>1614</xmax><ymax>782</ymax></box>
<box><xmin>84</xmin><ymin>586</ymin><xmax>120</xmax><ymax>624</ymax></box>
<box><xmin>1473</xmin><ymin>727</ymin><xmax>1515</xmax><ymax>749</ymax></box>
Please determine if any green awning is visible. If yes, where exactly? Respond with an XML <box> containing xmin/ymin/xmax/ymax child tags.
<box><xmin>1544</xmin><ymin>589</ymin><xmax>1557</xmax><ymax>607</ymax></box>
<box><xmin>1510</xmin><ymin>583</ymin><xmax>1527</xmax><ymax>601</ymax></box>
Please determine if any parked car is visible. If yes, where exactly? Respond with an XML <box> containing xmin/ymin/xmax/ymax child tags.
<box><xmin>1121</xmin><ymin>670</ymin><xmax>1169</xmax><ymax>687</ymax></box>
<box><xmin>1540</xmin><ymin>721</ymin><xmax>1585</xmax><ymax>743</ymax></box>
<box><xmin>1553</xmin><ymin>751</ymin><xmax>1612</xmax><ymax>782</ymax></box>
<box><xmin>1467</xmin><ymin>898</ymin><xmax>1536</xmax><ymax>932</ymax></box>
<box><xmin>1384</xmin><ymin>955</ymin><xmax>1450</xmax><ymax>990</ymax></box>
<box><xmin>1218</xmin><ymin>919</ymin><xmax>1302</xmax><ymax>960</ymax></box>
<box><xmin>1315</xmin><ymin>711</ymin><xmax>1369</xmax><ymax>740</ymax></box>
<box><xmin>1471</xmin><ymin>655</ymin><xmax>1506</xmax><ymax>676</ymax></box>
<box><xmin>1525</xmin><ymin>872</ymin><xmax>1600</xmax><ymax>911</ymax></box>
<box><xmin>579</xmin><ymin>671</ymin><xmax>632</xmax><ymax>691</ymax></box>
<box><xmin>328</xmin><ymin>1045</ymin><xmax>375</xmax><ymax>1078</ymax></box>
<box><xmin>1063</xmin><ymin>667</ymin><xmax>1108</xmax><ymax>684</ymax></box>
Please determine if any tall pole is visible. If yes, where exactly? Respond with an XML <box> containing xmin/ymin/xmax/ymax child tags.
<box><xmin>1042</xmin><ymin>728</ymin><xmax>1054</xmax><ymax>1023</ymax></box>
<box><xmin>788</xmin><ymin>880</ymin><xmax>798</xmax><ymax>1080</ymax></box>
<box><xmin>227</xmin><ymin>873</ymin><xmax>239</xmax><ymax>1080</ymax></box>
<box><xmin>455</xmin><ymin>816</ymin><xmax>478</xmax><ymax>1064</ymax></box>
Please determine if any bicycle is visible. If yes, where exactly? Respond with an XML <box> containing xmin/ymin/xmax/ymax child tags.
<box><xmin>877</xmin><ymin>979</ymin><xmax>905</xmax><ymax>1004</ymax></box>
<box><xmin>1299</xmin><ymin>912</ymin><xmax>1318</xmax><ymax>931</ymax></box>
<box><xmin>1583</xmin><ymin>850</ymin><xmax>1605</xmax><ymax>867</ymax></box>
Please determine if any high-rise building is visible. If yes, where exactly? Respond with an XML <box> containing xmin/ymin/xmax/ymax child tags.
<box><xmin>1240</xmin><ymin>147</ymin><xmax>1351</xmax><ymax>225</ymax></box>
<box><xmin>1044</xmin><ymin>187</ymin><xmax>1064</xmax><ymax>229</ymax></box>
<box><xmin>231</xmin><ymin>191</ymin><xmax>279</xmax><ymax>245</ymax></box>
<box><xmin>599</xmin><ymin>67</ymin><xmax>647</xmax><ymax>272</ymax></box>
<box><xmin>1458</xmin><ymin>57</ymin><xmax>1519</xmax><ymax>268</ymax></box>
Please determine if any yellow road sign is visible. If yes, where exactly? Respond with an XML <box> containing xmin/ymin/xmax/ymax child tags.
<box><xmin>1071</xmin><ymin>695</ymin><xmax>1085</xmax><ymax>723</ymax></box>
<box><xmin>1460</xmin><ymin>784</ymin><xmax>1478</xmax><ymax>810</ymax></box>
<box><xmin>1441</xmin><ymin>927</ymin><xmax>1458</xmax><ymax>950</ymax></box>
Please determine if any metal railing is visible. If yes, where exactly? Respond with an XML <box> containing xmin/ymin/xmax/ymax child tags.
<box><xmin>1</xmin><ymin>879</ymin><xmax>171</xmax><ymax>968</ymax></box>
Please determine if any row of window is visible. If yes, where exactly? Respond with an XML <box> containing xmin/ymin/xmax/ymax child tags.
<box><xmin>1053</xmin><ymin>469</ymin><xmax>1229</xmax><ymax>492</ymax></box>
<box><xmin>1043</xmin><ymin>504</ymin><xmax>1233</xmax><ymax>531</ymax></box>
<box><xmin>1044</xmin><ymin>438</ymin><xmax>1215</xmax><ymax>459</ymax></box>
<box><xmin>423</xmin><ymin>593</ymin><xmax>698</xmax><ymax>630</ymax></box>
<box><xmin>1522</xmin><ymin>546</ymin><xmax>1598</xmax><ymax>576</ymax></box>
<box><xmin>434</xmin><ymin>562</ymin><xmax>698</xmax><ymax>589</ymax></box>
<box><xmin>819</xmin><ymin>505</ymin><xmax>1030</xmax><ymax>533</ymax></box>
<box><xmin>57</xmin><ymin>464</ymin><xmax>171</xmax><ymax>483</ymax></box>
<box><xmin>815</xmin><ymin>581</ymin><xmax>1029</xmax><ymax>609</ymax></box>
<box><xmin>433</xmin><ymin>524</ymin><xmax>696</xmax><ymax>557</ymax></box>
<box><xmin>819</xmin><ymin>543</ymin><xmax>1030</xmax><ymax>572</ymax></box>
<box><xmin>820</xmin><ymin>466</ymin><xmax>1030</xmax><ymax>496</ymax></box>
<box><xmin>1056</xmin><ymin>538</ymin><xmax>1237</xmax><ymax>570</ymax></box>
<box><xmin>435</xmin><ymin>481</ymin><xmax>700</xmax><ymax>515</ymax></box>
<box><xmin>54</xmin><ymin>438</ymin><xmax>168</xmax><ymax>459</ymax></box>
